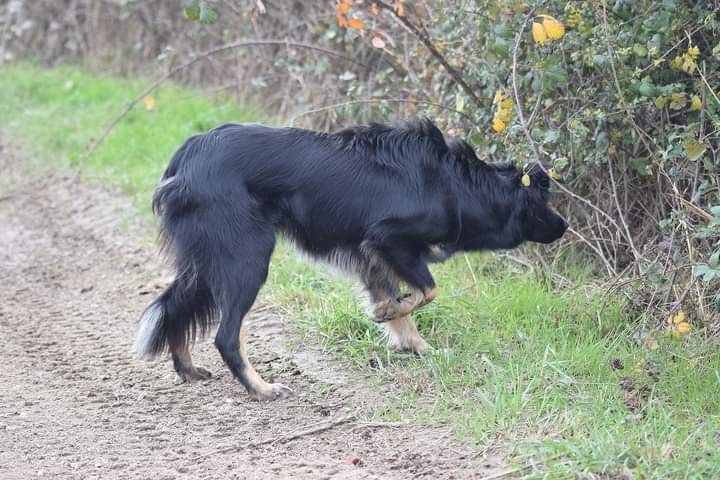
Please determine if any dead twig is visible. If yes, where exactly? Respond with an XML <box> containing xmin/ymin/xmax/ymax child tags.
<box><xmin>374</xmin><ymin>1</ymin><xmax>483</xmax><ymax>110</ymax></box>
<box><xmin>350</xmin><ymin>420</ymin><xmax>407</xmax><ymax>432</ymax></box>
<box><xmin>188</xmin><ymin>414</ymin><xmax>356</xmax><ymax>462</ymax></box>
<box><xmin>81</xmin><ymin>39</ymin><xmax>370</xmax><ymax>165</ymax></box>
<box><xmin>289</xmin><ymin>97</ymin><xmax>472</xmax><ymax>126</ymax></box>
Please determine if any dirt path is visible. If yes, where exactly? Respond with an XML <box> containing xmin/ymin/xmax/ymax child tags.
<box><xmin>0</xmin><ymin>140</ymin><xmax>505</xmax><ymax>479</ymax></box>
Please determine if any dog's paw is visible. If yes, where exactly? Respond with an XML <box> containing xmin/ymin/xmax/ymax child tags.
<box><xmin>390</xmin><ymin>336</ymin><xmax>431</xmax><ymax>355</ymax></box>
<box><xmin>249</xmin><ymin>383</ymin><xmax>295</xmax><ymax>401</ymax></box>
<box><xmin>174</xmin><ymin>366</ymin><xmax>213</xmax><ymax>384</ymax></box>
<box><xmin>373</xmin><ymin>298</ymin><xmax>400</xmax><ymax>322</ymax></box>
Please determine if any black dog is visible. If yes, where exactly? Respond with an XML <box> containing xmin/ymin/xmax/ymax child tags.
<box><xmin>134</xmin><ymin>118</ymin><xmax>567</xmax><ymax>400</ymax></box>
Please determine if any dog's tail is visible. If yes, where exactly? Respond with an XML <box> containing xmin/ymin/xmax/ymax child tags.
<box><xmin>136</xmin><ymin>132</ymin><xmax>217</xmax><ymax>359</ymax></box>
<box><xmin>133</xmin><ymin>273</ymin><xmax>216</xmax><ymax>359</ymax></box>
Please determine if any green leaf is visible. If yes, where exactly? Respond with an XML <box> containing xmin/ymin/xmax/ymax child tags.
<box><xmin>199</xmin><ymin>2</ymin><xmax>218</xmax><ymax>24</ymax></box>
<box><xmin>543</xmin><ymin>129</ymin><xmax>559</xmax><ymax>144</ymax></box>
<box><xmin>710</xmin><ymin>251</ymin><xmax>720</xmax><ymax>268</ymax></box>
<box><xmin>638</xmin><ymin>82</ymin><xmax>656</xmax><ymax>98</ymax></box>
<box><xmin>184</xmin><ymin>0</ymin><xmax>200</xmax><ymax>20</ymax></box>
<box><xmin>595</xmin><ymin>131</ymin><xmax>609</xmax><ymax>152</ymax></box>
<box><xmin>544</xmin><ymin>62</ymin><xmax>567</xmax><ymax>84</ymax></box>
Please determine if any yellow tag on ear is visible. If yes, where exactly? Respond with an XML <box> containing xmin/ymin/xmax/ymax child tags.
<box><xmin>521</xmin><ymin>174</ymin><xmax>531</xmax><ymax>187</ymax></box>
<box><xmin>548</xmin><ymin>168</ymin><xmax>562</xmax><ymax>181</ymax></box>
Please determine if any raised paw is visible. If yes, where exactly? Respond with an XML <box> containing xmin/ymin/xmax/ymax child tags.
<box><xmin>373</xmin><ymin>298</ymin><xmax>401</xmax><ymax>322</ymax></box>
<box><xmin>250</xmin><ymin>383</ymin><xmax>295</xmax><ymax>402</ymax></box>
<box><xmin>175</xmin><ymin>366</ymin><xmax>213</xmax><ymax>384</ymax></box>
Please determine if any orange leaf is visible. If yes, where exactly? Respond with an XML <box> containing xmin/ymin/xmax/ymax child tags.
<box><xmin>370</xmin><ymin>2</ymin><xmax>380</xmax><ymax>16</ymax></box>
<box><xmin>348</xmin><ymin>17</ymin><xmax>365</xmax><ymax>30</ymax></box>
<box><xmin>336</xmin><ymin>1</ymin><xmax>350</xmax><ymax>15</ymax></box>
<box><xmin>336</xmin><ymin>14</ymin><xmax>348</xmax><ymax>27</ymax></box>
<box><xmin>395</xmin><ymin>1</ymin><xmax>405</xmax><ymax>17</ymax></box>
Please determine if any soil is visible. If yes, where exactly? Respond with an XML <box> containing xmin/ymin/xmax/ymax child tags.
<box><xmin>0</xmin><ymin>139</ymin><xmax>507</xmax><ymax>479</ymax></box>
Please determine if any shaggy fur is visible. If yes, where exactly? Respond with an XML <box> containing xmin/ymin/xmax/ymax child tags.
<box><xmin>135</xmin><ymin>118</ymin><xmax>567</xmax><ymax>400</ymax></box>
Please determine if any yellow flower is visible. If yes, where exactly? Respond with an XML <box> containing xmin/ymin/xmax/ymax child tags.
<box><xmin>541</xmin><ymin>15</ymin><xmax>565</xmax><ymax>40</ymax></box>
<box><xmin>691</xmin><ymin>95</ymin><xmax>702</xmax><ymax>111</ymax></box>
<box><xmin>532</xmin><ymin>22</ymin><xmax>547</xmax><ymax>44</ymax></box>
<box><xmin>492</xmin><ymin>119</ymin><xmax>506</xmax><ymax>132</ymax></box>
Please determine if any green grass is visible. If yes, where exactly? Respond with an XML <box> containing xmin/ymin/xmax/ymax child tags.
<box><xmin>0</xmin><ymin>62</ymin><xmax>264</xmax><ymax>205</ymax></box>
<box><xmin>2</xmin><ymin>63</ymin><xmax>719</xmax><ymax>479</ymax></box>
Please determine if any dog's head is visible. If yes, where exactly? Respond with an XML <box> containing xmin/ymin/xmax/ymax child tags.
<box><xmin>498</xmin><ymin>161</ymin><xmax>568</xmax><ymax>244</ymax></box>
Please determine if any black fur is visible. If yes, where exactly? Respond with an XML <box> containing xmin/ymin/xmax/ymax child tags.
<box><xmin>135</xmin><ymin>118</ymin><xmax>567</xmax><ymax>397</ymax></box>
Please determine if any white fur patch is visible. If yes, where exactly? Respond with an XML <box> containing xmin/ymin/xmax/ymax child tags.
<box><xmin>133</xmin><ymin>302</ymin><xmax>163</xmax><ymax>360</ymax></box>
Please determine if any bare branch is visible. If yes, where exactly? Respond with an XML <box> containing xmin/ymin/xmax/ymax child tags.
<box><xmin>374</xmin><ymin>1</ymin><xmax>483</xmax><ymax>110</ymax></box>
<box><xmin>82</xmin><ymin>39</ymin><xmax>370</xmax><ymax>162</ymax></box>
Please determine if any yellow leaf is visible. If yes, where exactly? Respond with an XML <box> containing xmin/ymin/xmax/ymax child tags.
<box><xmin>548</xmin><ymin>168</ymin><xmax>562</xmax><ymax>181</ymax></box>
<box><xmin>541</xmin><ymin>16</ymin><xmax>565</xmax><ymax>40</ymax></box>
<box><xmin>347</xmin><ymin>17</ymin><xmax>365</xmax><ymax>29</ymax></box>
<box><xmin>676</xmin><ymin>322</ymin><xmax>692</xmax><ymax>334</ymax></box>
<box><xmin>688</xmin><ymin>46</ymin><xmax>700</xmax><ymax>59</ymax></box>
<box><xmin>684</xmin><ymin>139</ymin><xmax>707</xmax><ymax>161</ymax></box>
<box><xmin>521</xmin><ymin>174</ymin><xmax>531</xmax><ymax>187</ymax></box>
<box><xmin>143</xmin><ymin>95</ymin><xmax>155</xmax><ymax>111</ymax></box>
<box><xmin>493</xmin><ymin>90</ymin><xmax>505</xmax><ymax>104</ymax></box>
<box><xmin>532</xmin><ymin>22</ymin><xmax>547</xmax><ymax>44</ymax></box>
<box><xmin>654</xmin><ymin>96</ymin><xmax>667</xmax><ymax>109</ymax></box>
<box><xmin>371</xmin><ymin>36</ymin><xmax>386</xmax><ymax>48</ymax></box>
<box><xmin>669</xmin><ymin>92</ymin><xmax>687</xmax><ymax>110</ymax></box>
<box><xmin>672</xmin><ymin>310</ymin><xmax>686</xmax><ymax>324</ymax></box>
<box><xmin>456</xmin><ymin>95</ymin><xmax>465</xmax><ymax>113</ymax></box>
<box><xmin>691</xmin><ymin>95</ymin><xmax>702</xmax><ymax>111</ymax></box>
<box><xmin>496</xmin><ymin>108</ymin><xmax>512</xmax><ymax>123</ymax></box>
<box><xmin>501</xmin><ymin>98</ymin><xmax>513</xmax><ymax>109</ymax></box>
<box><xmin>492</xmin><ymin>119</ymin><xmax>506</xmax><ymax>132</ymax></box>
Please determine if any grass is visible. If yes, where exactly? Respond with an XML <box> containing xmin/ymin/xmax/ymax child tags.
<box><xmin>2</xmin><ymin>62</ymin><xmax>719</xmax><ymax>479</ymax></box>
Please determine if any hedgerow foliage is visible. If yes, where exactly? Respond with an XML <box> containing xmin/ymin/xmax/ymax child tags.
<box><xmin>313</xmin><ymin>0</ymin><xmax>720</xmax><ymax>327</ymax></box>
<box><xmin>2</xmin><ymin>0</ymin><xmax>718</xmax><ymax>326</ymax></box>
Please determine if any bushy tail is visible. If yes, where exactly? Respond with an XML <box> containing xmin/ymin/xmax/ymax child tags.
<box><xmin>133</xmin><ymin>268</ymin><xmax>217</xmax><ymax>360</ymax></box>
<box><xmin>136</xmin><ymin>132</ymin><xmax>219</xmax><ymax>359</ymax></box>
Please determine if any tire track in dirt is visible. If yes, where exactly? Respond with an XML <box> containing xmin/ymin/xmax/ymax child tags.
<box><xmin>0</xmin><ymin>139</ymin><xmax>506</xmax><ymax>479</ymax></box>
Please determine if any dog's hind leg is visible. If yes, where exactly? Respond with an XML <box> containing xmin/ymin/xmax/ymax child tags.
<box><xmin>212</xmin><ymin>227</ymin><xmax>294</xmax><ymax>401</ymax></box>
<box><xmin>171</xmin><ymin>343</ymin><xmax>212</xmax><ymax>383</ymax></box>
